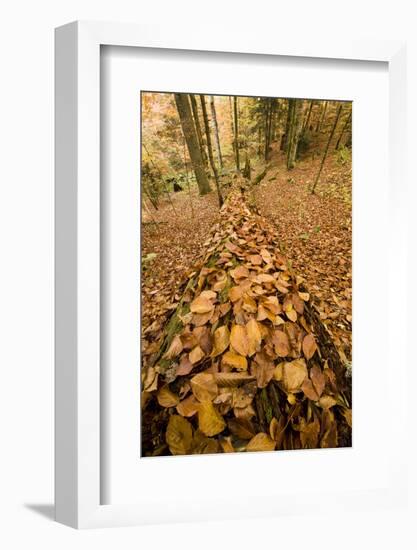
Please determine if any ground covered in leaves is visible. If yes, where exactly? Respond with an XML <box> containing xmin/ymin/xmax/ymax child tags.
<box><xmin>253</xmin><ymin>147</ymin><xmax>352</xmax><ymax>363</ymax></box>
<box><xmin>141</xmin><ymin>179</ymin><xmax>352</xmax><ymax>456</ymax></box>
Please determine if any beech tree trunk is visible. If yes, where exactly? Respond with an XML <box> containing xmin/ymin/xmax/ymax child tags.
<box><xmin>316</xmin><ymin>101</ymin><xmax>328</xmax><ymax>133</ymax></box>
<box><xmin>286</xmin><ymin>99</ymin><xmax>304</xmax><ymax>170</ymax></box>
<box><xmin>311</xmin><ymin>104</ymin><xmax>343</xmax><ymax>194</ymax></box>
<box><xmin>189</xmin><ymin>94</ymin><xmax>209</xmax><ymax>170</ymax></box>
<box><xmin>335</xmin><ymin>111</ymin><xmax>352</xmax><ymax>150</ymax></box>
<box><xmin>200</xmin><ymin>95</ymin><xmax>223</xmax><ymax>207</ymax></box>
<box><xmin>209</xmin><ymin>96</ymin><xmax>223</xmax><ymax>171</ymax></box>
<box><xmin>303</xmin><ymin>100</ymin><xmax>314</xmax><ymax>133</ymax></box>
<box><xmin>174</xmin><ymin>93</ymin><xmax>211</xmax><ymax>196</ymax></box>
<box><xmin>233</xmin><ymin>96</ymin><xmax>240</xmax><ymax>171</ymax></box>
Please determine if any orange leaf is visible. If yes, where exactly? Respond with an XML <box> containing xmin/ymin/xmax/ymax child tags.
<box><xmin>198</xmin><ymin>401</ymin><xmax>226</xmax><ymax>436</ymax></box>
<box><xmin>302</xmin><ymin>334</ymin><xmax>317</xmax><ymax>360</ymax></box>
<box><xmin>166</xmin><ymin>415</ymin><xmax>193</xmax><ymax>455</ymax></box>
<box><xmin>211</xmin><ymin>325</ymin><xmax>230</xmax><ymax>356</ymax></box>
<box><xmin>246</xmin><ymin>318</ymin><xmax>262</xmax><ymax>356</ymax></box>
<box><xmin>230</xmin><ymin>324</ymin><xmax>249</xmax><ymax>356</ymax></box>
<box><xmin>222</xmin><ymin>351</ymin><xmax>248</xmax><ymax>370</ymax></box>
<box><xmin>157</xmin><ymin>385</ymin><xmax>180</xmax><ymax>408</ymax></box>
<box><xmin>191</xmin><ymin>372</ymin><xmax>218</xmax><ymax>402</ymax></box>
<box><xmin>246</xmin><ymin>432</ymin><xmax>276</xmax><ymax>452</ymax></box>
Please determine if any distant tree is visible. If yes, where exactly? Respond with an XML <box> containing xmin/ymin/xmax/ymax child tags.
<box><xmin>311</xmin><ymin>103</ymin><xmax>343</xmax><ymax>194</ymax></box>
<box><xmin>335</xmin><ymin>109</ymin><xmax>352</xmax><ymax>150</ymax></box>
<box><xmin>286</xmin><ymin>99</ymin><xmax>304</xmax><ymax>170</ymax></box>
<box><xmin>209</xmin><ymin>96</ymin><xmax>223</xmax><ymax>171</ymax></box>
<box><xmin>302</xmin><ymin>100</ymin><xmax>314</xmax><ymax>133</ymax></box>
<box><xmin>189</xmin><ymin>94</ymin><xmax>209</xmax><ymax>170</ymax></box>
<box><xmin>200</xmin><ymin>95</ymin><xmax>223</xmax><ymax>206</ymax></box>
<box><xmin>316</xmin><ymin>100</ymin><xmax>328</xmax><ymax>133</ymax></box>
<box><xmin>233</xmin><ymin>96</ymin><xmax>240</xmax><ymax>171</ymax></box>
<box><xmin>174</xmin><ymin>93</ymin><xmax>211</xmax><ymax>196</ymax></box>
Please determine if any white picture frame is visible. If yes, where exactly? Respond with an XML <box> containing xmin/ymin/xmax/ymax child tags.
<box><xmin>55</xmin><ymin>20</ymin><xmax>407</xmax><ymax>529</ymax></box>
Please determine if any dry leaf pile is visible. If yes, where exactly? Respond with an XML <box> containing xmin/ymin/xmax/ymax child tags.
<box><xmin>141</xmin><ymin>182</ymin><xmax>352</xmax><ymax>456</ymax></box>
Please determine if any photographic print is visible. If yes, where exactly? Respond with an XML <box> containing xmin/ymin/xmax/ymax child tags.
<box><xmin>141</xmin><ymin>92</ymin><xmax>352</xmax><ymax>456</ymax></box>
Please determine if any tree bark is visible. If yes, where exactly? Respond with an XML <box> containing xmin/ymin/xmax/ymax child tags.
<box><xmin>189</xmin><ymin>94</ymin><xmax>209</xmax><ymax>170</ymax></box>
<box><xmin>200</xmin><ymin>95</ymin><xmax>223</xmax><ymax>207</ymax></box>
<box><xmin>311</xmin><ymin>104</ymin><xmax>343</xmax><ymax>194</ymax></box>
<box><xmin>174</xmin><ymin>93</ymin><xmax>211</xmax><ymax>196</ymax></box>
<box><xmin>209</xmin><ymin>96</ymin><xmax>223</xmax><ymax>171</ymax></box>
<box><xmin>335</xmin><ymin>111</ymin><xmax>352</xmax><ymax>150</ymax></box>
<box><xmin>286</xmin><ymin>99</ymin><xmax>304</xmax><ymax>170</ymax></box>
<box><xmin>233</xmin><ymin>96</ymin><xmax>240</xmax><ymax>171</ymax></box>
<box><xmin>303</xmin><ymin>100</ymin><xmax>314</xmax><ymax>133</ymax></box>
<box><xmin>316</xmin><ymin>101</ymin><xmax>328</xmax><ymax>133</ymax></box>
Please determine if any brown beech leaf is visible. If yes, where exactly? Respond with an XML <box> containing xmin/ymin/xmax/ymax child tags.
<box><xmin>257</xmin><ymin>273</ymin><xmax>276</xmax><ymax>284</ymax></box>
<box><xmin>253</xmin><ymin>351</ymin><xmax>275</xmax><ymax>388</ymax></box>
<box><xmin>191</xmin><ymin>311</ymin><xmax>213</xmax><ymax>326</ymax></box>
<box><xmin>220</xmin><ymin>437</ymin><xmax>235</xmax><ymax>453</ymax></box>
<box><xmin>229</xmin><ymin>286</ymin><xmax>244</xmax><ymax>302</ymax></box>
<box><xmin>300</xmin><ymin>417</ymin><xmax>320</xmax><ymax>448</ymax></box>
<box><xmin>176</xmin><ymin>394</ymin><xmax>199</xmax><ymax>417</ymax></box>
<box><xmin>166</xmin><ymin>415</ymin><xmax>193</xmax><ymax>455</ymax></box>
<box><xmin>249</xmin><ymin>254</ymin><xmax>263</xmax><ymax>265</ymax></box>
<box><xmin>246</xmin><ymin>318</ymin><xmax>262</xmax><ymax>356</ymax></box>
<box><xmin>191</xmin><ymin>372</ymin><xmax>218</xmax><ymax>402</ymax></box>
<box><xmin>222</xmin><ymin>351</ymin><xmax>248</xmax><ymax>370</ymax></box>
<box><xmin>246</xmin><ymin>432</ymin><xmax>276</xmax><ymax>452</ymax></box>
<box><xmin>298</xmin><ymin>292</ymin><xmax>310</xmax><ymax>302</ymax></box>
<box><xmin>310</xmin><ymin>364</ymin><xmax>325</xmax><ymax>398</ymax></box>
<box><xmin>214</xmin><ymin>372</ymin><xmax>255</xmax><ymax>387</ymax></box>
<box><xmin>269</xmin><ymin>416</ymin><xmax>286</xmax><ymax>449</ymax></box>
<box><xmin>230</xmin><ymin>265</ymin><xmax>249</xmax><ymax>280</ymax></box>
<box><xmin>198</xmin><ymin>401</ymin><xmax>226</xmax><ymax>436</ymax></box>
<box><xmin>157</xmin><ymin>385</ymin><xmax>180</xmax><ymax>408</ymax></box>
<box><xmin>143</xmin><ymin>366</ymin><xmax>158</xmax><ymax>392</ymax></box>
<box><xmin>230</xmin><ymin>324</ymin><xmax>249</xmax><ymax>356</ymax></box>
<box><xmin>302</xmin><ymin>334</ymin><xmax>317</xmax><ymax>360</ymax></box>
<box><xmin>282</xmin><ymin>358</ymin><xmax>308</xmax><ymax>393</ymax></box>
<box><xmin>272</xmin><ymin>330</ymin><xmax>290</xmax><ymax>357</ymax></box>
<box><xmin>176</xmin><ymin>354</ymin><xmax>194</xmax><ymax>376</ymax></box>
<box><xmin>163</xmin><ymin>335</ymin><xmax>183</xmax><ymax>359</ymax></box>
<box><xmin>211</xmin><ymin>325</ymin><xmax>230</xmax><ymax>357</ymax></box>
<box><xmin>242</xmin><ymin>295</ymin><xmax>257</xmax><ymax>314</ymax></box>
<box><xmin>190</xmin><ymin>294</ymin><xmax>214</xmax><ymax>314</ymax></box>
<box><xmin>318</xmin><ymin>395</ymin><xmax>337</xmax><ymax>409</ymax></box>
<box><xmin>189</xmin><ymin>345</ymin><xmax>205</xmax><ymax>364</ymax></box>
<box><xmin>227</xmin><ymin>418</ymin><xmax>256</xmax><ymax>439</ymax></box>
<box><xmin>301</xmin><ymin>378</ymin><xmax>319</xmax><ymax>401</ymax></box>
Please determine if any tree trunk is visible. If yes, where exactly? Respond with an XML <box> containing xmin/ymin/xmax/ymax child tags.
<box><xmin>303</xmin><ymin>100</ymin><xmax>314</xmax><ymax>133</ymax></box>
<box><xmin>311</xmin><ymin>104</ymin><xmax>343</xmax><ymax>194</ymax></box>
<box><xmin>264</xmin><ymin>99</ymin><xmax>274</xmax><ymax>161</ymax></box>
<box><xmin>335</xmin><ymin>111</ymin><xmax>352</xmax><ymax>150</ymax></box>
<box><xmin>316</xmin><ymin>101</ymin><xmax>328</xmax><ymax>133</ymax></box>
<box><xmin>189</xmin><ymin>94</ymin><xmax>209</xmax><ymax>170</ymax></box>
<box><xmin>286</xmin><ymin>99</ymin><xmax>304</xmax><ymax>170</ymax></box>
<box><xmin>281</xmin><ymin>100</ymin><xmax>292</xmax><ymax>151</ymax></box>
<box><xmin>174</xmin><ymin>93</ymin><xmax>211</xmax><ymax>196</ymax></box>
<box><xmin>200</xmin><ymin>95</ymin><xmax>223</xmax><ymax>207</ymax></box>
<box><xmin>233</xmin><ymin>96</ymin><xmax>240</xmax><ymax>171</ymax></box>
<box><xmin>209</xmin><ymin>96</ymin><xmax>223</xmax><ymax>171</ymax></box>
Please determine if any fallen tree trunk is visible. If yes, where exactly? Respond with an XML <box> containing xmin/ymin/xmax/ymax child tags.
<box><xmin>141</xmin><ymin>180</ymin><xmax>352</xmax><ymax>456</ymax></box>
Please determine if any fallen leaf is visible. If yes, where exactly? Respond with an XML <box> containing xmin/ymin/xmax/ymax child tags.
<box><xmin>318</xmin><ymin>395</ymin><xmax>337</xmax><ymax>408</ymax></box>
<box><xmin>176</xmin><ymin>394</ymin><xmax>200</xmax><ymax>417</ymax></box>
<box><xmin>222</xmin><ymin>351</ymin><xmax>248</xmax><ymax>370</ymax></box>
<box><xmin>282</xmin><ymin>358</ymin><xmax>308</xmax><ymax>392</ymax></box>
<box><xmin>190</xmin><ymin>294</ymin><xmax>215</xmax><ymax>314</ymax></box>
<box><xmin>246</xmin><ymin>318</ymin><xmax>262</xmax><ymax>356</ymax></box>
<box><xmin>157</xmin><ymin>385</ymin><xmax>180</xmax><ymax>408</ymax></box>
<box><xmin>163</xmin><ymin>335</ymin><xmax>183</xmax><ymax>359</ymax></box>
<box><xmin>230</xmin><ymin>324</ymin><xmax>249</xmax><ymax>356</ymax></box>
<box><xmin>198</xmin><ymin>401</ymin><xmax>226</xmax><ymax>436</ymax></box>
<box><xmin>310</xmin><ymin>364</ymin><xmax>325</xmax><ymax>398</ymax></box>
<box><xmin>166</xmin><ymin>415</ymin><xmax>193</xmax><ymax>455</ymax></box>
<box><xmin>214</xmin><ymin>372</ymin><xmax>255</xmax><ymax>387</ymax></box>
<box><xmin>302</xmin><ymin>334</ymin><xmax>317</xmax><ymax>360</ymax></box>
<box><xmin>211</xmin><ymin>325</ymin><xmax>230</xmax><ymax>356</ymax></box>
<box><xmin>246</xmin><ymin>432</ymin><xmax>276</xmax><ymax>452</ymax></box>
<box><xmin>191</xmin><ymin>372</ymin><xmax>218</xmax><ymax>402</ymax></box>
<box><xmin>272</xmin><ymin>330</ymin><xmax>290</xmax><ymax>357</ymax></box>
<box><xmin>189</xmin><ymin>345</ymin><xmax>205</xmax><ymax>364</ymax></box>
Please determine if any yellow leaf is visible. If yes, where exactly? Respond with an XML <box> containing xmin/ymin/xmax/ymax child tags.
<box><xmin>220</xmin><ymin>437</ymin><xmax>235</xmax><ymax>453</ymax></box>
<box><xmin>176</xmin><ymin>394</ymin><xmax>199</xmax><ymax>417</ymax></box>
<box><xmin>189</xmin><ymin>345</ymin><xmax>205</xmax><ymax>364</ymax></box>
<box><xmin>229</xmin><ymin>285</ymin><xmax>244</xmax><ymax>302</ymax></box>
<box><xmin>198</xmin><ymin>401</ymin><xmax>226</xmax><ymax>436</ymax></box>
<box><xmin>246</xmin><ymin>318</ymin><xmax>262</xmax><ymax>356</ymax></box>
<box><xmin>318</xmin><ymin>395</ymin><xmax>337</xmax><ymax>409</ymax></box>
<box><xmin>298</xmin><ymin>291</ymin><xmax>310</xmax><ymax>302</ymax></box>
<box><xmin>272</xmin><ymin>330</ymin><xmax>290</xmax><ymax>357</ymax></box>
<box><xmin>191</xmin><ymin>372</ymin><xmax>218</xmax><ymax>402</ymax></box>
<box><xmin>211</xmin><ymin>325</ymin><xmax>230</xmax><ymax>356</ymax></box>
<box><xmin>273</xmin><ymin>363</ymin><xmax>283</xmax><ymax>381</ymax></box>
<box><xmin>214</xmin><ymin>372</ymin><xmax>255</xmax><ymax>387</ymax></box>
<box><xmin>286</xmin><ymin>308</ymin><xmax>297</xmax><ymax>322</ymax></box>
<box><xmin>246</xmin><ymin>432</ymin><xmax>276</xmax><ymax>452</ymax></box>
<box><xmin>230</xmin><ymin>265</ymin><xmax>249</xmax><ymax>280</ymax></box>
<box><xmin>249</xmin><ymin>254</ymin><xmax>263</xmax><ymax>265</ymax></box>
<box><xmin>230</xmin><ymin>324</ymin><xmax>249</xmax><ymax>356</ymax></box>
<box><xmin>282</xmin><ymin>359</ymin><xmax>308</xmax><ymax>392</ymax></box>
<box><xmin>302</xmin><ymin>333</ymin><xmax>317</xmax><ymax>360</ymax></box>
<box><xmin>166</xmin><ymin>415</ymin><xmax>193</xmax><ymax>455</ymax></box>
<box><xmin>190</xmin><ymin>294</ymin><xmax>215</xmax><ymax>314</ymax></box>
<box><xmin>310</xmin><ymin>364</ymin><xmax>325</xmax><ymax>397</ymax></box>
<box><xmin>222</xmin><ymin>351</ymin><xmax>248</xmax><ymax>370</ymax></box>
<box><xmin>163</xmin><ymin>335</ymin><xmax>183</xmax><ymax>359</ymax></box>
<box><xmin>157</xmin><ymin>385</ymin><xmax>180</xmax><ymax>408</ymax></box>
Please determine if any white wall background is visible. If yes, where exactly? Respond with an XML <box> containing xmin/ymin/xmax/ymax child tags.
<box><xmin>0</xmin><ymin>0</ymin><xmax>415</xmax><ymax>548</ymax></box>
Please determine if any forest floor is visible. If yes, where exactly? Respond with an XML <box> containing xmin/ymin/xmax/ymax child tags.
<box><xmin>142</xmin><ymin>145</ymin><xmax>352</xmax><ymax>363</ymax></box>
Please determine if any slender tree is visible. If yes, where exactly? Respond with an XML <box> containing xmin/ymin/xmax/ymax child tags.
<box><xmin>286</xmin><ymin>99</ymin><xmax>304</xmax><ymax>169</ymax></box>
<box><xmin>316</xmin><ymin>100</ymin><xmax>328</xmax><ymax>133</ymax></box>
<box><xmin>189</xmin><ymin>94</ymin><xmax>209</xmax><ymax>170</ymax></box>
<box><xmin>303</xmin><ymin>100</ymin><xmax>314</xmax><ymax>133</ymax></box>
<box><xmin>335</xmin><ymin>110</ymin><xmax>352</xmax><ymax>150</ymax></box>
<box><xmin>233</xmin><ymin>96</ymin><xmax>240</xmax><ymax>170</ymax></box>
<box><xmin>200</xmin><ymin>95</ymin><xmax>223</xmax><ymax>206</ymax></box>
<box><xmin>311</xmin><ymin>103</ymin><xmax>343</xmax><ymax>194</ymax></box>
<box><xmin>228</xmin><ymin>96</ymin><xmax>235</xmax><ymax>159</ymax></box>
<box><xmin>174</xmin><ymin>93</ymin><xmax>211</xmax><ymax>196</ymax></box>
<box><xmin>209</xmin><ymin>96</ymin><xmax>223</xmax><ymax>171</ymax></box>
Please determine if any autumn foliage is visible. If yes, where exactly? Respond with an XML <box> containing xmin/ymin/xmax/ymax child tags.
<box><xmin>141</xmin><ymin>180</ymin><xmax>352</xmax><ymax>456</ymax></box>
